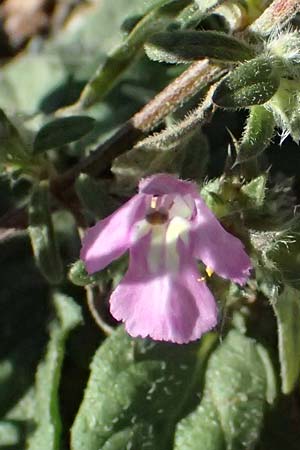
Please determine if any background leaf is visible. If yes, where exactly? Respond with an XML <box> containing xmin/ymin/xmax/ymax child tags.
<box><xmin>33</xmin><ymin>116</ymin><xmax>96</xmax><ymax>153</ymax></box>
<box><xmin>28</xmin><ymin>182</ymin><xmax>64</xmax><ymax>285</ymax></box>
<box><xmin>76</xmin><ymin>0</ymin><xmax>188</xmax><ymax>107</ymax></box>
<box><xmin>28</xmin><ymin>293</ymin><xmax>82</xmax><ymax>450</ymax></box>
<box><xmin>0</xmin><ymin>235</ymin><xmax>50</xmax><ymax>449</ymax></box>
<box><xmin>0</xmin><ymin>109</ymin><xmax>31</xmax><ymax>165</ymax></box>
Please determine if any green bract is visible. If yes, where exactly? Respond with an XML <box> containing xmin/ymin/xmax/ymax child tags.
<box><xmin>213</xmin><ymin>57</ymin><xmax>281</xmax><ymax>109</ymax></box>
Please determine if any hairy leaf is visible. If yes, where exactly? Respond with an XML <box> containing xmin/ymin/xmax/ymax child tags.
<box><xmin>235</xmin><ymin>105</ymin><xmax>275</xmax><ymax>164</ymax></box>
<box><xmin>71</xmin><ymin>327</ymin><xmax>216</xmax><ymax>450</ymax></box>
<box><xmin>241</xmin><ymin>175</ymin><xmax>267</xmax><ymax>208</ymax></box>
<box><xmin>145</xmin><ymin>30</ymin><xmax>255</xmax><ymax>64</ymax></box>
<box><xmin>68</xmin><ymin>259</ymin><xmax>110</xmax><ymax>287</ymax></box>
<box><xmin>174</xmin><ymin>330</ymin><xmax>275</xmax><ymax>450</ymax></box>
<box><xmin>213</xmin><ymin>57</ymin><xmax>280</xmax><ymax>109</ymax></box>
<box><xmin>267</xmin><ymin>79</ymin><xmax>300</xmax><ymax>144</ymax></box>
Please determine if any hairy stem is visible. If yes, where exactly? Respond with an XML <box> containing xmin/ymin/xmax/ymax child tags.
<box><xmin>136</xmin><ymin>84</ymin><xmax>217</xmax><ymax>150</ymax></box>
<box><xmin>249</xmin><ymin>0</ymin><xmax>300</xmax><ymax>35</ymax></box>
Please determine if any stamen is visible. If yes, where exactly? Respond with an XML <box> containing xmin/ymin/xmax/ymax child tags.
<box><xmin>206</xmin><ymin>267</ymin><xmax>214</xmax><ymax>277</ymax></box>
<box><xmin>151</xmin><ymin>196</ymin><xmax>158</xmax><ymax>209</ymax></box>
<box><xmin>147</xmin><ymin>196</ymin><xmax>168</xmax><ymax>225</ymax></box>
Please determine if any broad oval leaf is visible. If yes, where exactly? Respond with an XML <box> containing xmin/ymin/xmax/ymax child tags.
<box><xmin>145</xmin><ymin>30</ymin><xmax>255</xmax><ymax>64</ymax></box>
<box><xmin>33</xmin><ymin>116</ymin><xmax>96</xmax><ymax>153</ymax></box>
<box><xmin>213</xmin><ymin>57</ymin><xmax>280</xmax><ymax>109</ymax></box>
<box><xmin>174</xmin><ymin>330</ymin><xmax>276</xmax><ymax>450</ymax></box>
<box><xmin>71</xmin><ymin>327</ymin><xmax>216</xmax><ymax>450</ymax></box>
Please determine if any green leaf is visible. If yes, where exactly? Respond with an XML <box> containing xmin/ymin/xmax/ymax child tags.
<box><xmin>68</xmin><ymin>260</ymin><xmax>93</xmax><ymax>286</ymax></box>
<box><xmin>121</xmin><ymin>15</ymin><xmax>144</xmax><ymax>34</ymax></box>
<box><xmin>71</xmin><ymin>327</ymin><xmax>217</xmax><ymax>450</ymax></box>
<box><xmin>28</xmin><ymin>293</ymin><xmax>82</xmax><ymax>450</ymax></box>
<box><xmin>241</xmin><ymin>175</ymin><xmax>267</xmax><ymax>208</ymax></box>
<box><xmin>267</xmin><ymin>221</ymin><xmax>300</xmax><ymax>290</ymax></box>
<box><xmin>273</xmin><ymin>285</ymin><xmax>300</xmax><ymax>394</ymax></box>
<box><xmin>76</xmin><ymin>0</ymin><xmax>187</xmax><ymax>108</ymax></box>
<box><xmin>0</xmin><ymin>0</ymin><xmax>164</xmax><ymax>114</ymax></box>
<box><xmin>0</xmin><ymin>420</ymin><xmax>23</xmax><ymax>448</ymax></box>
<box><xmin>0</xmin><ymin>235</ymin><xmax>50</xmax><ymax>447</ymax></box>
<box><xmin>256</xmin><ymin>344</ymin><xmax>277</xmax><ymax>405</ymax></box>
<box><xmin>174</xmin><ymin>330</ymin><xmax>275</xmax><ymax>450</ymax></box>
<box><xmin>0</xmin><ymin>54</ymin><xmax>67</xmax><ymax>114</ymax></box>
<box><xmin>28</xmin><ymin>182</ymin><xmax>64</xmax><ymax>285</ymax></box>
<box><xmin>0</xmin><ymin>109</ymin><xmax>31</xmax><ymax>165</ymax></box>
<box><xmin>137</xmin><ymin>0</ymin><xmax>185</xmax><ymax>14</ymax></box>
<box><xmin>236</xmin><ymin>105</ymin><xmax>275</xmax><ymax>164</ymax></box>
<box><xmin>68</xmin><ymin>259</ymin><xmax>109</xmax><ymax>287</ymax></box>
<box><xmin>33</xmin><ymin>116</ymin><xmax>96</xmax><ymax>153</ymax></box>
<box><xmin>172</xmin><ymin>0</ymin><xmax>226</xmax><ymax>30</ymax></box>
<box><xmin>267</xmin><ymin>79</ymin><xmax>300</xmax><ymax>144</ymax></box>
<box><xmin>145</xmin><ymin>31</ymin><xmax>255</xmax><ymax>64</ymax></box>
<box><xmin>213</xmin><ymin>57</ymin><xmax>280</xmax><ymax>109</ymax></box>
<box><xmin>0</xmin><ymin>388</ymin><xmax>36</xmax><ymax>450</ymax></box>
<box><xmin>194</xmin><ymin>0</ymin><xmax>227</xmax><ymax>12</ymax></box>
<box><xmin>75</xmin><ymin>174</ymin><xmax>117</xmax><ymax>220</ymax></box>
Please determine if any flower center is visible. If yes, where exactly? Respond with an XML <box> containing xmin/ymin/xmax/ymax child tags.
<box><xmin>132</xmin><ymin>194</ymin><xmax>196</xmax><ymax>273</ymax></box>
<box><xmin>146</xmin><ymin>210</ymin><xmax>169</xmax><ymax>225</ymax></box>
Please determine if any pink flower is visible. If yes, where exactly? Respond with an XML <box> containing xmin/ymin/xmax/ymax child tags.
<box><xmin>81</xmin><ymin>174</ymin><xmax>251</xmax><ymax>344</ymax></box>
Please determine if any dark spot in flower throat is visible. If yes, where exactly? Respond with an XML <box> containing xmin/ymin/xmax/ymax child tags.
<box><xmin>146</xmin><ymin>210</ymin><xmax>168</xmax><ymax>225</ymax></box>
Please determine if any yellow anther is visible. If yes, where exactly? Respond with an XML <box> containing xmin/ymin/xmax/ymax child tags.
<box><xmin>151</xmin><ymin>196</ymin><xmax>158</xmax><ymax>209</ymax></box>
<box><xmin>206</xmin><ymin>266</ymin><xmax>214</xmax><ymax>277</ymax></box>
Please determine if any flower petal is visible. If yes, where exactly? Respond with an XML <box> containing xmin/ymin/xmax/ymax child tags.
<box><xmin>191</xmin><ymin>198</ymin><xmax>252</xmax><ymax>284</ymax></box>
<box><xmin>81</xmin><ymin>195</ymin><xmax>148</xmax><ymax>274</ymax></box>
<box><xmin>110</xmin><ymin>236</ymin><xmax>218</xmax><ymax>344</ymax></box>
<box><xmin>139</xmin><ymin>173</ymin><xmax>198</xmax><ymax>197</ymax></box>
